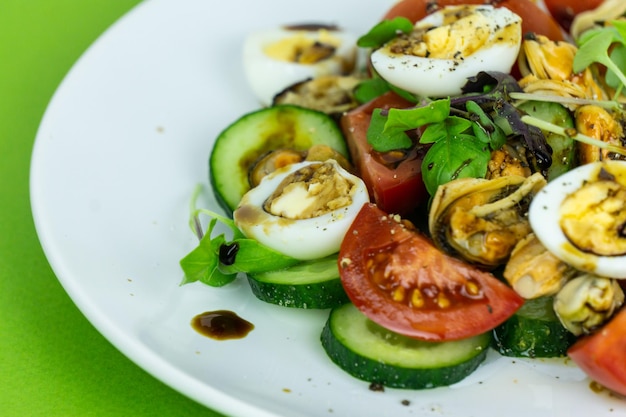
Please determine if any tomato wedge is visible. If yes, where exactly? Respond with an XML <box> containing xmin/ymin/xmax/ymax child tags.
<box><xmin>341</xmin><ymin>92</ymin><xmax>428</xmax><ymax>216</ymax></box>
<box><xmin>382</xmin><ymin>0</ymin><xmax>565</xmax><ymax>42</ymax></box>
<box><xmin>339</xmin><ymin>203</ymin><xmax>524</xmax><ymax>341</ymax></box>
<box><xmin>543</xmin><ymin>0</ymin><xmax>604</xmax><ymax>31</ymax></box>
<box><xmin>568</xmin><ymin>307</ymin><xmax>626</xmax><ymax>396</ymax></box>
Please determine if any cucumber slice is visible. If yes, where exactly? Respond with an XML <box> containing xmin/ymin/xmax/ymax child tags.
<box><xmin>492</xmin><ymin>296</ymin><xmax>577</xmax><ymax>358</ymax></box>
<box><xmin>321</xmin><ymin>303</ymin><xmax>491</xmax><ymax>389</ymax></box>
<box><xmin>247</xmin><ymin>254</ymin><xmax>348</xmax><ymax>309</ymax></box>
<box><xmin>209</xmin><ymin>105</ymin><xmax>348</xmax><ymax>213</ymax></box>
<box><xmin>517</xmin><ymin>101</ymin><xmax>576</xmax><ymax>180</ymax></box>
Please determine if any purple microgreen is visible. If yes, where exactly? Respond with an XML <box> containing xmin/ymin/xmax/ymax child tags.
<box><xmin>453</xmin><ymin>71</ymin><xmax>552</xmax><ymax>171</ymax></box>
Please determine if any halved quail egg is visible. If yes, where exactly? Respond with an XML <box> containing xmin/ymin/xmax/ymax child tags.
<box><xmin>370</xmin><ymin>5</ymin><xmax>522</xmax><ymax>97</ymax></box>
<box><xmin>529</xmin><ymin>160</ymin><xmax>626</xmax><ymax>278</ymax></box>
<box><xmin>234</xmin><ymin>159</ymin><xmax>369</xmax><ymax>260</ymax></box>
<box><xmin>243</xmin><ymin>24</ymin><xmax>357</xmax><ymax>106</ymax></box>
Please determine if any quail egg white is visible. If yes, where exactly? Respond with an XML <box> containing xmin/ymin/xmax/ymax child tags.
<box><xmin>529</xmin><ymin>160</ymin><xmax>626</xmax><ymax>279</ymax></box>
<box><xmin>370</xmin><ymin>5</ymin><xmax>522</xmax><ymax>97</ymax></box>
<box><xmin>233</xmin><ymin>159</ymin><xmax>369</xmax><ymax>260</ymax></box>
<box><xmin>242</xmin><ymin>24</ymin><xmax>357</xmax><ymax>106</ymax></box>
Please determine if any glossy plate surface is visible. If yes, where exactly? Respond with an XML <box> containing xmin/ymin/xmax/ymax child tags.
<box><xmin>30</xmin><ymin>1</ymin><xmax>626</xmax><ymax>416</ymax></box>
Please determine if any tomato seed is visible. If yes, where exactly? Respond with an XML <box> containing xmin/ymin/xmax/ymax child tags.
<box><xmin>465</xmin><ymin>280</ymin><xmax>480</xmax><ymax>296</ymax></box>
<box><xmin>372</xmin><ymin>269</ymin><xmax>386</xmax><ymax>285</ymax></box>
<box><xmin>437</xmin><ymin>293</ymin><xmax>451</xmax><ymax>309</ymax></box>
<box><xmin>339</xmin><ymin>257</ymin><xmax>352</xmax><ymax>269</ymax></box>
<box><xmin>411</xmin><ymin>289</ymin><xmax>424</xmax><ymax>308</ymax></box>
<box><xmin>393</xmin><ymin>286</ymin><xmax>406</xmax><ymax>302</ymax></box>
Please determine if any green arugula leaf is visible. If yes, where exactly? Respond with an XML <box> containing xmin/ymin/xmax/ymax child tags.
<box><xmin>180</xmin><ymin>218</ymin><xmax>237</xmax><ymax>287</ymax></box>
<box><xmin>357</xmin><ymin>17</ymin><xmax>414</xmax><ymax>48</ymax></box>
<box><xmin>575</xmin><ymin>26</ymin><xmax>607</xmax><ymax>47</ymax></box>
<box><xmin>386</xmin><ymin>99</ymin><xmax>450</xmax><ymax>131</ymax></box>
<box><xmin>606</xmin><ymin>44</ymin><xmax>626</xmax><ymax>94</ymax></box>
<box><xmin>354</xmin><ymin>76</ymin><xmax>421</xmax><ymax>104</ymax></box>
<box><xmin>613</xmin><ymin>20</ymin><xmax>626</xmax><ymax>43</ymax></box>
<box><xmin>420</xmin><ymin>116</ymin><xmax>471</xmax><ymax>144</ymax></box>
<box><xmin>179</xmin><ymin>186</ymin><xmax>299</xmax><ymax>287</ymax></box>
<box><xmin>421</xmin><ymin>133</ymin><xmax>490</xmax><ymax>196</ymax></box>
<box><xmin>466</xmin><ymin>100</ymin><xmax>506</xmax><ymax>148</ymax></box>
<box><xmin>354</xmin><ymin>77</ymin><xmax>392</xmax><ymax>104</ymax></box>
<box><xmin>367</xmin><ymin>99</ymin><xmax>450</xmax><ymax>152</ymax></box>
<box><xmin>388</xmin><ymin>83</ymin><xmax>422</xmax><ymax>103</ymax></box>
<box><xmin>574</xmin><ymin>29</ymin><xmax>614</xmax><ymax>70</ymax></box>
<box><xmin>217</xmin><ymin>238</ymin><xmax>299</xmax><ymax>275</ymax></box>
<box><xmin>574</xmin><ymin>26</ymin><xmax>626</xmax><ymax>92</ymax></box>
<box><xmin>367</xmin><ymin>108</ymin><xmax>413</xmax><ymax>151</ymax></box>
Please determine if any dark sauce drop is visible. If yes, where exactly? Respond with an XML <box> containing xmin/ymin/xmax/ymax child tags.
<box><xmin>219</xmin><ymin>242</ymin><xmax>239</xmax><ymax>266</ymax></box>
<box><xmin>191</xmin><ymin>310</ymin><xmax>254</xmax><ymax>340</ymax></box>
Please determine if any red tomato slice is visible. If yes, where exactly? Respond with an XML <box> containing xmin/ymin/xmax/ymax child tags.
<box><xmin>339</xmin><ymin>203</ymin><xmax>525</xmax><ymax>341</ymax></box>
<box><xmin>340</xmin><ymin>92</ymin><xmax>428</xmax><ymax>216</ymax></box>
<box><xmin>382</xmin><ymin>0</ymin><xmax>565</xmax><ymax>42</ymax></box>
<box><xmin>543</xmin><ymin>0</ymin><xmax>604</xmax><ymax>31</ymax></box>
<box><xmin>568</xmin><ymin>307</ymin><xmax>626</xmax><ymax>396</ymax></box>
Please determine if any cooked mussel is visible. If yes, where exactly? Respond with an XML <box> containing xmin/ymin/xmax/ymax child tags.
<box><xmin>517</xmin><ymin>34</ymin><xmax>607</xmax><ymax>104</ymax></box>
<box><xmin>575</xmin><ymin>104</ymin><xmax>626</xmax><ymax>163</ymax></box>
<box><xmin>272</xmin><ymin>74</ymin><xmax>362</xmax><ymax>118</ymax></box>
<box><xmin>428</xmin><ymin>172</ymin><xmax>547</xmax><ymax>267</ymax></box>
<box><xmin>248</xmin><ymin>144</ymin><xmax>353</xmax><ymax>188</ymax></box>
<box><xmin>503</xmin><ymin>233</ymin><xmax>577</xmax><ymax>299</ymax></box>
<box><xmin>553</xmin><ymin>274</ymin><xmax>625</xmax><ymax>336</ymax></box>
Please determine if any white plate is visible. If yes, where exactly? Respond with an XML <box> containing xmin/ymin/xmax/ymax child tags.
<box><xmin>30</xmin><ymin>1</ymin><xmax>626</xmax><ymax>416</ymax></box>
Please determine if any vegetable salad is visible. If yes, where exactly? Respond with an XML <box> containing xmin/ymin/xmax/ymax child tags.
<box><xmin>181</xmin><ymin>0</ymin><xmax>626</xmax><ymax>396</ymax></box>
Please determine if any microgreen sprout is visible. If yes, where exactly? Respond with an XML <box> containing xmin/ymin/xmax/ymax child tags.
<box><xmin>520</xmin><ymin>115</ymin><xmax>626</xmax><ymax>158</ymax></box>
<box><xmin>509</xmin><ymin>92</ymin><xmax>624</xmax><ymax>113</ymax></box>
<box><xmin>180</xmin><ymin>185</ymin><xmax>298</xmax><ymax>287</ymax></box>
<box><xmin>574</xmin><ymin>21</ymin><xmax>626</xmax><ymax>100</ymax></box>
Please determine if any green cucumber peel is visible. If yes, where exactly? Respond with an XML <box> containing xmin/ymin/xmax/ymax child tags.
<box><xmin>179</xmin><ymin>185</ymin><xmax>299</xmax><ymax>287</ymax></box>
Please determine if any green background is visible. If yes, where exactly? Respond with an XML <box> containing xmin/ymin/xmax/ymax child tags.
<box><xmin>0</xmin><ymin>1</ymin><xmax>225</xmax><ymax>416</ymax></box>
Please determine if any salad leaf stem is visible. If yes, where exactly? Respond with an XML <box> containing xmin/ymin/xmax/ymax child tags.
<box><xmin>187</xmin><ymin>184</ymin><xmax>244</xmax><ymax>241</ymax></box>
<box><xmin>180</xmin><ymin>185</ymin><xmax>299</xmax><ymax>287</ymax></box>
<box><xmin>520</xmin><ymin>115</ymin><xmax>626</xmax><ymax>157</ymax></box>
<box><xmin>509</xmin><ymin>92</ymin><xmax>624</xmax><ymax>113</ymax></box>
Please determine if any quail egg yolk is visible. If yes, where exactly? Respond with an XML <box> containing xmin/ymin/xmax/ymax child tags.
<box><xmin>242</xmin><ymin>25</ymin><xmax>357</xmax><ymax>106</ymax></box>
<box><xmin>234</xmin><ymin>159</ymin><xmax>369</xmax><ymax>260</ymax></box>
<box><xmin>263</xmin><ymin>30</ymin><xmax>341</xmax><ymax>63</ymax></box>
<box><xmin>529</xmin><ymin>160</ymin><xmax>626</xmax><ymax>279</ymax></box>
<box><xmin>560</xmin><ymin>178</ymin><xmax>626</xmax><ymax>256</ymax></box>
